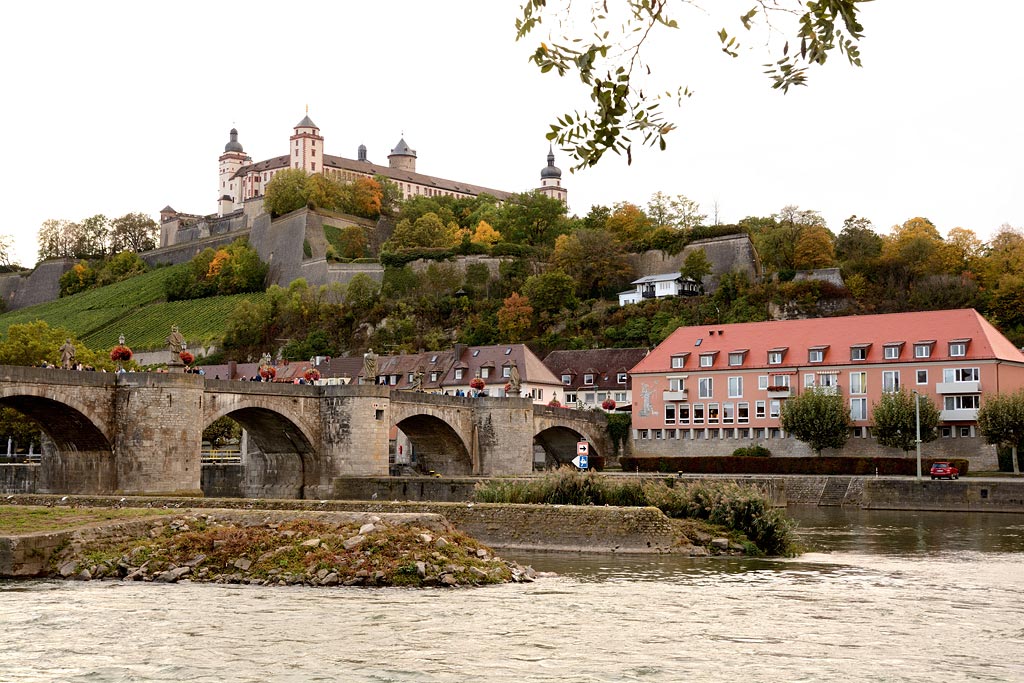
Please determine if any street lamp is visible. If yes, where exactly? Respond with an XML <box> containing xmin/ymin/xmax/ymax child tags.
<box><xmin>913</xmin><ymin>389</ymin><xmax>922</xmax><ymax>480</ymax></box>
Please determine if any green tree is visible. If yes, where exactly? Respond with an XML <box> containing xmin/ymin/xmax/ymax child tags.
<box><xmin>793</xmin><ymin>225</ymin><xmax>837</xmax><ymax>270</ymax></box>
<box><xmin>646</xmin><ymin>192</ymin><xmax>705</xmax><ymax>230</ymax></box>
<box><xmin>835</xmin><ymin>215</ymin><xmax>882</xmax><ymax>275</ymax></box>
<box><xmin>780</xmin><ymin>388</ymin><xmax>851</xmax><ymax>456</ymax></box>
<box><xmin>344</xmin><ymin>273</ymin><xmax>380</xmax><ymax>312</ymax></box>
<box><xmin>517</xmin><ymin>0</ymin><xmax>864</xmax><ymax>168</ymax></box>
<box><xmin>872</xmin><ymin>389</ymin><xmax>940</xmax><ymax>454</ymax></box>
<box><xmin>37</xmin><ymin>219</ymin><xmax>78</xmax><ymax>261</ymax></box>
<box><xmin>263</xmin><ymin>168</ymin><xmax>310</xmax><ymax>217</ymax></box>
<box><xmin>77</xmin><ymin>214</ymin><xmax>110</xmax><ymax>257</ymax></box>
<box><xmin>386</xmin><ymin>212</ymin><xmax>458</xmax><ymax>249</ymax></box>
<box><xmin>305</xmin><ymin>172</ymin><xmax>346</xmax><ymax>212</ymax></box>
<box><xmin>496</xmin><ymin>191</ymin><xmax>568</xmax><ymax>247</ymax></box>
<box><xmin>680</xmin><ymin>248</ymin><xmax>711</xmax><ymax>283</ymax></box>
<box><xmin>977</xmin><ymin>390</ymin><xmax>1024</xmax><ymax>475</ymax></box>
<box><xmin>551</xmin><ymin>229</ymin><xmax>633</xmax><ymax>298</ymax></box>
<box><xmin>523</xmin><ymin>270</ymin><xmax>577</xmax><ymax>317</ymax></box>
<box><xmin>110</xmin><ymin>212</ymin><xmax>159</xmax><ymax>253</ymax></box>
<box><xmin>0</xmin><ymin>321</ymin><xmax>111</xmax><ymax>370</ymax></box>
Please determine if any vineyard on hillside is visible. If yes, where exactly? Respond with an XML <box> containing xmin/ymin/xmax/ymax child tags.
<box><xmin>82</xmin><ymin>292</ymin><xmax>269</xmax><ymax>351</ymax></box>
<box><xmin>0</xmin><ymin>265</ymin><xmax>186</xmax><ymax>339</ymax></box>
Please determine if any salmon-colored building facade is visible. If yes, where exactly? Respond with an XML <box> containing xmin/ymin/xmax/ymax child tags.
<box><xmin>629</xmin><ymin>309</ymin><xmax>1024</xmax><ymax>469</ymax></box>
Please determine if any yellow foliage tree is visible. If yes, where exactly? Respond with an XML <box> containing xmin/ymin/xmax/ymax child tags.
<box><xmin>471</xmin><ymin>220</ymin><xmax>502</xmax><ymax>246</ymax></box>
<box><xmin>793</xmin><ymin>225</ymin><xmax>837</xmax><ymax>270</ymax></box>
<box><xmin>497</xmin><ymin>292</ymin><xmax>533</xmax><ymax>342</ymax></box>
<box><xmin>206</xmin><ymin>249</ymin><xmax>231</xmax><ymax>279</ymax></box>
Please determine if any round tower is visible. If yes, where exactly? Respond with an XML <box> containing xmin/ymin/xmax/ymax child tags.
<box><xmin>218</xmin><ymin>128</ymin><xmax>251</xmax><ymax>215</ymax></box>
<box><xmin>290</xmin><ymin>112</ymin><xmax>324</xmax><ymax>174</ymax></box>
<box><xmin>388</xmin><ymin>138</ymin><xmax>417</xmax><ymax>172</ymax></box>
<box><xmin>537</xmin><ymin>145</ymin><xmax>567</xmax><ymax>204</ymax></box>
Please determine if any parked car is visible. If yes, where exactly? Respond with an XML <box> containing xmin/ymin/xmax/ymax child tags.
<box><xmin>930</xmin><ymin>462</ymin><xmax>959</xmax><ymax>480</ymax></box>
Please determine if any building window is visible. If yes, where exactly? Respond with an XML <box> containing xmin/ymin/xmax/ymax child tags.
<box><xmin>698</xmin><ymin>377</ymin><xmax>713</xmax><ymax>399</ymax></box>
<box><xmin>584</xmin><ymin>374</ymin><xmax>595</xmax><ymax>385</ymax></box>
<box><xmin>882</xmin><ymin>370</ymin><xmax>900</xmax><ymax>393</ymax></box>
<box><xmin>614</xmin><ymin>391</ymin><xmax>627</xmax><ymax>402</ymax></box>
<box><xmin>758</xmin><ymin>375</ymin><xmax>768</xmax><ymax>390</ymax></box>
<box><xmin>311</xmin><ymin>162</ymin><xmax>316</xmax><ymax>171</ymax></box>
<box><xmin>617</xmin><ymin>373</ymin><xmax>627</xmax><ymax>384</ymax></box>
<box><xmin>755</xmin><ymin>400</ymin><xmax>766</xmax><ymax>419</ymax></box>
<box><xmin>728</xmin><ymin>352</ymin><xmax>744</xmax><ymax>366</ymax></box>
<box><xmin>819</xmin><ymin>373</ymin><xmax>839</xmax><ymax>390</ymax></box>
<box><xmin>728</xmin><ymin>376</ymin><xmax>743</xmax><ymax>398</ymax></box>
<box><xmin>565</xmin><ymin>392</ymin><xmax>577</xmax><ymax>404</ymax></box>
<box><xmin>679</xmin><ymin>404</ymin><xmax>691</xmax><ymax>424</ymax></box>
<box><xmin>914</xmin><ymin>344</ymin><xmax>932</xmax><ymax>358</ymax></box>
<box><xmin>916</xmin><ymin>369</ymin><xmax>928</xmax><ymax>384</ymax></box>
<box><xmin>707</xmin><ymin>403</ymin><xmax>720</xmax><ymax>423</ymax></box>
<box><xmin>949</xmin><ymin>342</ymin><xmax>967</xmax><ymax>357</ymax></box>
<box><xmin>562</xmin><ymin>374</ymin><xmax>572</xmax><ymax>385</ymax></box>
<box><xmin>769</xmin><ymin>400</ymin><xmax>781</xmax><ymax>418</ymax></box>
<box><xmin>408</xmin><ymin>373</ymin><xmax>414</xmax><ymax>384</ymax></box>
<box><xmin>945</xmin><ymin>395</ymin><xmax>980</xmax><ymax>411</ymax></box>
<box><xmin>693</xmin><ymin>403</ymin><xmax>705</xmax><ymax>424</ymax></box>
<box><xmin>849</xmin><ymin>372</ymin><xmax>866</xmax><ymax>395</ymax></box>
<box><xmin>455</xmin><ymin>368</ymin><xmax>464</xmax><ymax>380</ymax></box>
<box><xmin>804</xmin><ymin>373</ymin><xmax>815</xmax><ymax>388</ymax></box>
<box><xmin>430</xmin><ymin>372</ymin><xmax>438</xmax><ymax>382</ymax></box>
<box><xmin>654</xmin><ymin>429</ymin><xmax>663</xmax><ymax>440</ymax></box>
<box><xmin>503</xmin><ymin>367</ymin><xmax>511</xmax><ymax>378</ymax></box>
<box><xmin>943</xmin><ymin>367</ymin><xmax>979</xmax><ymax>383</ymax></box>
<box><xmin>768</xmin><ymin>351</ymin><xmax>784</xmax><ymax>365</ymax></box>
<box><xmin>770</xmin><ymin>375</ymin><xmax>791</xmax><ymax>388</ymax></box>
<box><xmin>884</xmin><ymin>344</ymin><xmax>901</xmax><ymax>360</ymax></box>
<box><xmin>669</xmin><ymin>377</ymin><xmax>685</xmax><ymax>392</ymax></box>
<box><xmin>481</xmin><ymin>368</ymin><xmax>490</xmax><ymax>379</ymax></box>
<box><xmin>851</xmin><ymin>346</ymin><xmax>868</xmax><ymax>361</ymax></box>
<box><xmin>699</xmin><ymin>354</ymin><xmax>714</xmax><ymax>368</ymax></box>
<box><xmin>960</xmin><ymin>426</ymin><xmax>972</xmax><ymax>438</ymax></box>
<box><xmin>723</xmin><ymin>403</ymin><xmax>734</xmax><ymax>424</ymax></box>
<box><xmin>638</xmin><ymin>429</ymin><xmax>649</xmax><ymax>439</ymax></box>
<box><xmin>850</xmin><ymin>398</ymin><xmax>867</xmax><ymax>421</ymax></box>
<box><xmin>940</xmin><ymin>426</ymin><xmax>952</xmax><ymax>438</ymax></box>
<box><xmin>671</xmin><ymin>355</ymin><xmax>686</xmax><ymax>369</ymax></box>
<box><xmin>809</xmin><ymin>349</ymin><xmax>824</xmax><ymax>363</ymax></box>
<box><xmin>665</xmin><ymin>404</ymin><xmax>676</xmax><ymax>425</ymax></box>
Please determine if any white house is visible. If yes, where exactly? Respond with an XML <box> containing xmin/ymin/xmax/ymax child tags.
<box><xmin>618</xmin><ymin>273</ymin><xmax>702</xmax><ymax>306</ymax></box>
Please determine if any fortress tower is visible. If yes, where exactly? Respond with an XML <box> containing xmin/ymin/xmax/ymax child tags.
<box><xmin>290</xmin><ymin>113</ymin><xmax>324</xmax><ymax>173</ymax></box>
<box><xmin>218</xmin><ymin>128</ymin><xmax>251</xmax><ymax>214</ymax></box>
<box><xmin>388</xmin><ymin>138</ymin><xmax>417</xmax><ymax>172</ymax></box>
<box><xmin>537</xmin><ymin>146</ymin><xmax>567</xmax><ymax>204</ymax></box>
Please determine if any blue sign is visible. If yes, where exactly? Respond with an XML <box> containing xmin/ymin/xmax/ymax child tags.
<box><xmin>572</xmin><ymin>454</ymin><xmax>589</xmax><ymax>470</ymax></box>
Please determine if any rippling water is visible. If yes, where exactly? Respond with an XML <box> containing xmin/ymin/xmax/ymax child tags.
<box><xmin>3</xmin><ymin>508</ymin><xmax>1024</xmax><ymax>682</ymax></box>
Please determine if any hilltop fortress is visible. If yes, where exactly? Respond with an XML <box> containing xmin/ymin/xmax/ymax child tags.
<box><xmin>0</xmin><ymin>113</ymin><xmax>758</xmax><ymax>312</ymax></box>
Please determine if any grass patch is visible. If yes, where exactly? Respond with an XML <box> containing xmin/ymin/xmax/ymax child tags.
<box><xmin>0</xmin><ymin>505</ymin><xmax>170</xmax><ymax>534</ymax></box>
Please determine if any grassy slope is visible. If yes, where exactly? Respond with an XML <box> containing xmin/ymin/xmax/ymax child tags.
<box><xmin>0</xmin><ymin>265</ymin><xmax>266</xmax><ymax>351</ymax></box>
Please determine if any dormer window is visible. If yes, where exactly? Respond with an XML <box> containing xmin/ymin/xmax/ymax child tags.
<box><xmin>455</xmin><ymin>368</ymin><xmax>464</xmax><ymax>380</ymax></box>
<box><xmin>699</xmin><ymin>354</ymin><xmax>714</xmax><ymax>368</ymax></box>
<box><xmin>914</xmin><ymin>341</ymin><xmax>935</xmax><ymax>359</ymax></box>
<box><xmin>808</xmin><ymin>346</ymin><xmax>828</xmax><ymax>364</ymax></box>
<box><xmin>561</xmin><ymin>374</ymin><xmax>572</xmax><ymax>385</ymax></box>
<box><xmin>767</xmin><ymin>348</ymin><xmax>787</xmax><ymax>365</ymax></box>
<box><xmin>671</xmin><ymin>355</ymin><xmax>687</xmax><ymax>369</ymax></box>
<box><xmin>728</xmin><ymin>350</ymin><xmax>748</xmax><ymax>367</ymax></box>
<box><xmin>949</xmin><ymin>339</ymin><xmax>970</xmax><ymax>357</ymax></box>
<box><xmin>883</xmin><ymin>343</ymin><xmax>904</xmax><ymax>360</ymax></box>
<box><xmin>481</xmin><ymin>367</ymin><xmax>490</xmax><ymax>379</ymax></box>
<box><xmin>583</xmin><ymin>373</ymin><xmax>595</xmax><ymax>385</ymax></box>
<box><xmin>850</xmin><ymin>344</ymin><xmax>870</xmax><ymax>361</ymax></box>
<box><xmin>430</xmin><ymin>372</ymin><xmax>438</xmax><ymax>382</ymax></box>
<box><xmin>503</xmin><ymin>366</ymin><xmax>511</xmax><ymax>378</ymax></box>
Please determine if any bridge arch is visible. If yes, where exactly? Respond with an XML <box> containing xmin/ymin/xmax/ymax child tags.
<box><xmin>204</xmin><ymin>402</ymin><xmax>318</xmax><ymax>499</ymax></box>
<box><xmin>0</xmin><ymin>389</ymin><xmax>115</xmax><ymax>493</ymax></box>
<box><xmin>533</xmin><ymin>425</ymin><xmax>602</xmax><ymax>469</ymax></box>
<box><xmin>393</xmin><ymin>413</ymin><xmax>474</xmax><ymax>476</ymax></box>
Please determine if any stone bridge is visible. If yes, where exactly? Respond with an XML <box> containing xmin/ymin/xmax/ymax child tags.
<box><xmin>0</xmin><ymin>366</ymin><xmax>611</xmax><ymax>498</ymax></box>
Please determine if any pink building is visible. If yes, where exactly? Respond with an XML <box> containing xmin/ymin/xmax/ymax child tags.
<box><xmin>628</xmin><ymin>309</ymin><xmax>1024</xmax><ymax>469</ymax></box>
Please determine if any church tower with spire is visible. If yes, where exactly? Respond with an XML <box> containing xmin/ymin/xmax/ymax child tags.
<box><xmin>537</xmin><ymin>146</ymin><xmax>567</xmax><ymax>204</ymax></box>
<box><xmin>218</xmin><ymin>128</ymin><xmax>251</xmax><ymax>215</ymax></box>
<box><xmin>290</xmin><ymin>109</ymin><xmax>324</xmax><ymax>174</ymax></box>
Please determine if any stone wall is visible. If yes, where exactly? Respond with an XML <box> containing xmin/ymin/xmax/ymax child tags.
<box><xmin>631</xmin><ymin>431</ymin><xmax>999</xmax><ymax>471</ymax></box>
<box><xmin>625</xmin><ymin>234</ymin><xmax>761</xmax><ymax>293</ymax></box>
<box><xmin>0</xmin><ymin>464</ymin><xmax>37</xmax><ymax>494</ymax></box>
<box><xmin>861</xmin><ymin>479</ymin><xmax>1024</xmax><ymax>512</ymax></box>
<box><xmin>0</xmin><ymin>259</ymin><xmax>75</xmax><ymax>312</ymax></box>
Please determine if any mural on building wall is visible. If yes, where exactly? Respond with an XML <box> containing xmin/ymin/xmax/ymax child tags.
<box><xmin>638</xmin><ymin>383</ymin><xmax>656</xmax><ymax>418</ymax></box>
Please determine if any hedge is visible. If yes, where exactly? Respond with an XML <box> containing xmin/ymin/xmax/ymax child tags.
<box><xmin>619</xmin><ymin>456</ymin><xmax>970</xmax><ymax>476</ymax></box>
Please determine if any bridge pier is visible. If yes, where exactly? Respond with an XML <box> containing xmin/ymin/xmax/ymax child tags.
<box><xmin>114</xmin><ymin>374</ymin><xmax>204</xmax><ymax>496</ymax></box>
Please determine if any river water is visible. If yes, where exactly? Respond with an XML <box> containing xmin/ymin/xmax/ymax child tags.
<box><xmin>3</xmin><ymin>507</ymin><xmax>1024</xmax><ymax>682</ymax></box>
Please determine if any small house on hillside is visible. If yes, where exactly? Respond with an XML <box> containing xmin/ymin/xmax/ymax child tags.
<box><xmin>618</xmin><ymin>272</ymin><xmax>702</xmax><ymax>306</ymax></box>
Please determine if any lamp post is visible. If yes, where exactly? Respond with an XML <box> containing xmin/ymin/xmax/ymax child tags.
<box><xmin>117</xmin><ymin>334</ymin><xmax>125</xmax><ymax>373</ymax></box>
<box><xmin>913</xmin><ymin>389</ymin><xmax>922</xmax><ymax>480</ymax></box>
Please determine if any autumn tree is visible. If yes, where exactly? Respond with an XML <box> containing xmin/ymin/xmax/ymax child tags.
<box><xmin>263</xmin><ymin>168</ymin><xmax>310</xmax><ymax>217</ymax></box>
<box><xmin>497</xmin><ymin>292</ymin><xmax>533</xmax><ymax>341</ymax></box>
<box><xmin>517</xmin><ymin>1</ymin><xmax>865</xmax><ymax>168</ymax></box>
<box><xmin>835</xmin><ymin>215</ymin><xmax>882</xmax><ymax>275</ymax></box>
<box><xmin>496</xmin><ymin>191</ymin><xmax>568</xmax><ymax>247</ymax></box>
<box><xmin>793</xmin><ymin>225</ymin><xmax>837</xmax><ymax>270</ymax></box>
<box><xmin>385</xmin><ymin>212</ymin><xmax>459</xmax><ymax>250</ymax></box>
<box><xmin>605</xmin><ymin>202</ymin><xmax>654</xmax><ymax>247</ymax></box>
<box><xmin>872</xmin><ymin>389</ymin><xmax>940</xmax><ymax>454</ymax></box>
<box><xmin>110</xmin><ymin>212</ymin><xmax>159</xmax><ymax>253</ymax></box>
<box><xmin>755</xmin><ymin>206</ymin><xmax>827</xmax><ymax>273</ymax></box>
<box><xmin>337</xmin><ymin>176</ymin><xmax>383</xmax><ymax>218</ymax></box>
<box><xmin>780</xmin><ymin>388</ymin><xmax>851</xmax><ymax>456</ymax></box>
<box><xmin>305</xmin><ymin>172</ymin><xmax>347</xmax><ymax>212</ymax></box>
<box><xmin>165</xmin><ymin>239</ymin><xmax>267</xmax><ymax>301</ymax></box>
<box><xmin>470</xmin><ymin>220</ymin><xmax>502</xmax><ymax>247</ymax></box>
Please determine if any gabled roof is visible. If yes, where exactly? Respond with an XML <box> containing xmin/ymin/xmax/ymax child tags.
<box><xmin>543</xmin><ymin>348</ymin><xmax>649</xmax><ymax>390</ymax></box>
<box><xmin>630</xmin><ymin>272</ymin><xmax>684</xmax><ymax>285</ymax></box>
<box><xmin>630</xmin><ymin>309</ymin><xmax>1024</xmax><ymax>374</ymax></box>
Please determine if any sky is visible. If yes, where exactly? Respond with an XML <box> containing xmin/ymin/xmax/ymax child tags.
<box><xmin>1</xmin><ymin>1</ymin><xmax>1021</xmax><ymax>266</ymax></box>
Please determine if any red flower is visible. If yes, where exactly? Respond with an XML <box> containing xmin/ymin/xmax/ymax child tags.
<box><xmin>548</xmin><ymin>398</ymin><xmax>562</xmax><ymax>408</ymax></box>
<box><xmin>110</xmin><ymin>345</ymin><xmax>133</xmax><ymax>362</ymax></box>
<box><xmin>304</xmin><ymin>368</ymin><xmax>321</xmax><ymax>382</ymax></box>
<box><xmin>260</xmin><ymin>365</ymin><xmax>277</xmax><ymax>380</ymax></box>
<box><xmin>179</xmin><ymin>351</ymin><xmax>194</xmax><ymax>365</ymax></box>
<box><xmin>469</xmin><ymin>377</ymin><xmax>486</xmax><ymax>390</ymax></box>
<box><xmin>602</xmin><ymin>398</ymin><xmax>617</xmax><ymax>410</ymax></box>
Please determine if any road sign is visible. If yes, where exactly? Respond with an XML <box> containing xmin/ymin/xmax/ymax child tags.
<box><xmin>577</xmin><ymin>441</ymin><xmax>589</xmax><ymax>455</ymax></box>
<box><xmin>572</xmin><ymin>454</ymin><xmax>589</xmax><ymax>470</ymax></box>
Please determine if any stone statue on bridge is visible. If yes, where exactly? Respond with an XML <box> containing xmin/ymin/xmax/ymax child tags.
<box><xmin>165</xmin><ymin>326</ymin><xmax>185</xmax><ymax>355</ymax></box>
<box><xmin>363</xmin><ymin>349</ymin><xmax>378</xmax><ymax>385</ymax></box>
<box><xmin>508</xmin><ymin>362</ymin><xmax>521</xmax><ymax>396</ymax></box>
<box><xmin>410</xmin><ymin>369</ymin><xmax>424</xmax><ymax>392</ymax></box>
<box><xmin>59</xmin><ymin>339</ymin><xmax>75</xmax><ymax>370</ymax></box>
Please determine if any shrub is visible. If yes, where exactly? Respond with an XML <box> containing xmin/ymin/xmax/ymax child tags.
<box><xmin>732</xmin><ymin>445</ymin><xmax>771</xmax><ymax>457</ymax></box>
<box><xmin>619</xmin><ymin>455</ymin><xmax>969</xmax><ymax>476</ymax></box>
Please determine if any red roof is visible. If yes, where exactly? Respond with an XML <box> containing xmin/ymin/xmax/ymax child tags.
<box><xmin>630</xmin><ymin>309</ymin><xmax>1024</xmax><ymax>374</ymax></box>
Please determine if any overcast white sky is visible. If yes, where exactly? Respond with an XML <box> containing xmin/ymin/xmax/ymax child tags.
<box><xmin>1</xmin><ymin>1</ymin><xmax>1021</xmax><ymax>266</ymax></box>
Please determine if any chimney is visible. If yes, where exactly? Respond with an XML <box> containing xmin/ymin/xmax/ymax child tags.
<box><xmin>453</xmin><ymin>343</ymin><xmax>467</xmax><ymax>362</ymax></box>
<box><xmin>228</xmin><ymin>360</ymin><xmax>237</xmax><ymax>380</ymax></box>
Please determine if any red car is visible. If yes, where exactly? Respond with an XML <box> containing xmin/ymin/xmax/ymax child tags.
<box><xmin>930</xmin><ymin>462</ymin><xmax>959</xmax><ymax>480</ymax></box>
